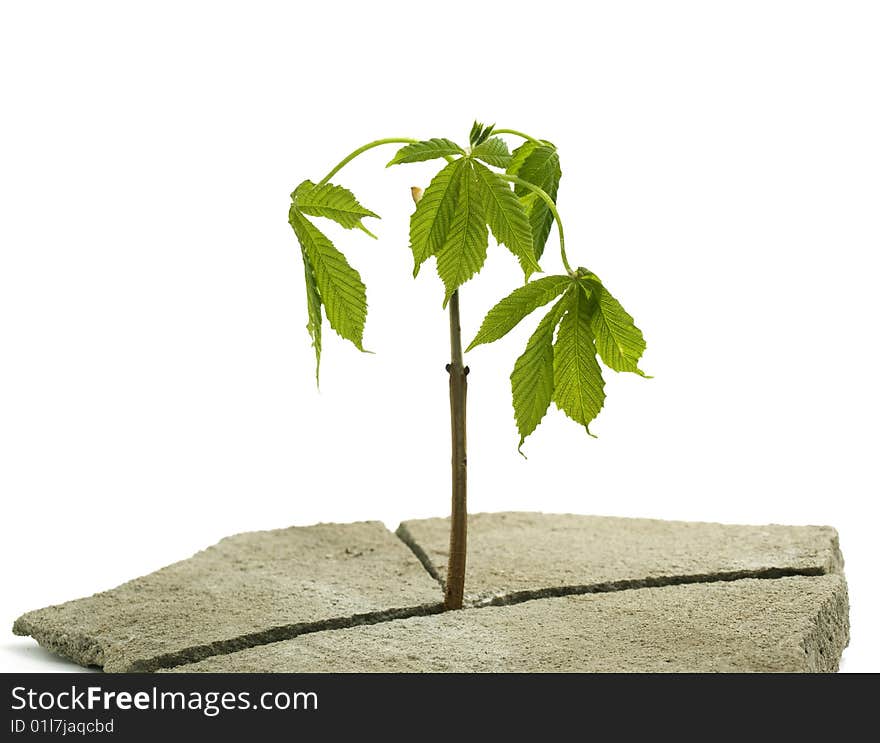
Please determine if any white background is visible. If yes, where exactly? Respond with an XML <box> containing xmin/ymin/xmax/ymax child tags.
<box><xmin>1</xmin><ymin>1</ymin><xmax>877</xmax><ymax>673</ymax></box>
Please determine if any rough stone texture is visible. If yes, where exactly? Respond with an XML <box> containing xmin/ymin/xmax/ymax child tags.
<box><xmin>397</xmin><ymin>512</ymin><xmax>843</xmax><ymax>606</ymax></box>
<box><xmin>13</xmin><ymin>513</ymin><xmax>849</xmax><ymax>673</ymax></box>
<box><xmin>13</xmin><ymin>522</ymin><xmax>443</xmax><ymax>672</ymax></box>
<box><xmin>166</xmin><ymin>574</ymin><xmax>849</xmax><ymax>673</ymax></box>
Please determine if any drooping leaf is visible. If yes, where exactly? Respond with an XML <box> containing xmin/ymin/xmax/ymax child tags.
<box><xmin>584</xmin><ymin>277</ymin><xmax>648</xmax><ymax>376</ymax></box>
<box><xmin>507</xmin><ymin>140</ymin><xmax>539</xmax><ymax>176</ymax></box>
<box><xmin>467</xmin><ymin>274</ymin><xmax>571</xmax><ymax>351</ymax></box>
<box><xmin>289</xmin><ymin>209</ymin><xmax>367</xmax><ymax>351</ymax></box>
<box><xmin>511</xmin><ymin>294</ymin><xmax>569</xmax><ymax>451</ymax></box>
<box><xmin>553</xmin><ymin>287</ymin><xmax>605</xmax><ymax>433</ymax></box>
<box><xmin>469</xmin><ymin>121</ymin><xmax>495</xmax><ymax>147</ymax></box>
<box><xmin>435</xmin><ymin>161</ymin><xmax>488</xmax><ymax>306</ymax></box>
<box><xmin>471</xmin><ymin>137</ymin><xmax>512</xmax><ymax>168</ymax></box>
<box><xmin>386</xmin><ymin>139</ymin><xmax>465</xmax><ymax>167</ymax></box>
<box><xmin>512</xmin><ymin>144</ymin><xmax>560</xmax><ymax>195</ymax></box>
<box><xmin>299</xmin><ymin>245</ymin><xmax>323</xmax><ymax>384</ymax></box>
<box><xmin>409</xmin><ymin>157</ymin><xmax>465</xmax><ymax>276</ymax></box>
<box><xmin>508</xmin><ymin>143</ymin><xmax>561</xmax><ymax>260</ymax></box>
<box><xmin>472</xmin><ymin>160</ymin><xmax>539</xmax><ymax>278</ymax></box>
<box><xmin>293</xmin><ymin>180</ymin><xmax>380</xmax><ymax>237</ymax></box>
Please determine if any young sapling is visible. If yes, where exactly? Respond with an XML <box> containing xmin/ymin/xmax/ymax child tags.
<box><xmin>289</xmin><ymin>122</ymin><xmax>648</xmax><ymax>609</ymax></box>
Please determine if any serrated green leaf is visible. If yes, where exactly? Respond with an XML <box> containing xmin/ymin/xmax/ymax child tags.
<box><xmin>300</xmin><ymin>245</ymin><xmax>323</xmax><ymax>384</ymax></box>
<box><xmin>471</xmin><ymin>137</ymin><xmax>512</xmax><ymax>168</ymax></box>
<box><xmin>409</xmin><ymin>158</ymin><xmax>465</xmax><ymax>276</ymax></box>
<box><xmin>586</xmin><ymin>280</ymin><xmax>648</xmax><ymax>376</ymax></box>
<box><xmin>386</xmin><ymin>138</ymin><xmax>465</xmax><ymax>167</ymax></box>
<box><xmin>472</xmin><ymin>160</ymin><xmax>539</xmax><ymax>278</ymax></box>
<box><xmin>289</xmin><ymin>209</ymin><xmax>367</xmax><ymax>351</ymax></box>
<box><xmin>436</xmin><ymin>161</ymin><xmax>488</xmax><ymax>306</ymax></box>
<box><xmin>511</xmin><ymin>295</ymin><xmax>569</xmax><ymax>451</ymax></box>
<box><xmin>508</xmin><ymin>143</ymin><xmax>561</xmax><ymax>260</ymax></box>
<box><xmin>513</xmin><ymin>145</ymin><xmax>560</xmax><ymax>197</ymax></box>
<box><xmin>293</xmin><ymin>180</ymin><xmax>380</xmax><ymax>236</ymax></box>
<box><xmin>553</xmin><ymin>287</ymin><xmax>605</xmax><ymax>433</ymax></box>
<box><xmin>467</xmin><ymin>275</ymin><xmax>572</xmax><ymax>351</ymax></box>
<box><xmin>508</xmin><ymin>140</ymin><xmax>539</xmax><ymax>176</ymax></box>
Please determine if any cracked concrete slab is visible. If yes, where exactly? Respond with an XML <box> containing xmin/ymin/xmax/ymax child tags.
<box><xmin>12</xmin><ymin>513</ymin><xmax>849</xmax><ymax>673</ymax></box>
<box><xmin>12</xmin><ymin>521</ymin><xmax>443</xmax><ymax>672</ymax></box>
<box><xmin>165</xmin><ymin>574</ymin><xmax>849</xmax><ymax>673</ymax></box>
<box><xmin>397</xmin><ymin>512</ymin><xmax>843</xmax><ymax>606</ymax></box>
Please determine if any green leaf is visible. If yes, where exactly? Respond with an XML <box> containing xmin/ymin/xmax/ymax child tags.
<box><xmin>511</xmin><ymin>295</ymin><xmax>569</xmax><ymax>451</ymax></box>
<box><xmin>586</xmin><ymin>279</ymin><xmax>648</xmax><ymax>376</ymax></box>
<box><xmin>293</xmin><ymin>180</ymin><xmax>379</xmax><ymax>237</ymax></box>
<box><xmin>508</xmin><ymin>143</ymin><xmax>561</xmax><ymax>260</ymax></box>
<box><xmin>467</xmin><ymin>275</ymin><xmax>571</xmax><ymax>351</ymax></box>
<box><xmin>553</xmin><ymin>287</ymin><xmax>605</xmax><ymax>433</ymax></box>
<box><xmin>511</xmin><ymin>144</ymin><xmax>560</xmax><ymax>192</ymax></box>
<box><xmin>289</xmin><ymin>209</ymin><xmax>367</xmax><ymax>351</ymax></box>
<box><xmin>472</xmin><ymin>160</ymin><xmax>540</xmax><ymax>278</ymax></box>
<box><xmin>386</xmin><ymin>139</ymin><xmax>465</xmax><ymax>167</ymax></box>
<box><xmin>435</xmin><ymin>161</ymin><xmax>488</xmax><ymax>306</ymax></box>
<box><xmin>300</xmin><ymin>245</ymin><xmax>323</xmax><ymax>384</ymax></box>
<box><xmin>469</xmin><ymin>121</ymin><xmax>495</xmax><ymax>147</ymax></box>
<box><xmin>409</xmin><ymin>158</ymin><xmax>465</xmax><ymax>276</ymax></box>
<box><xmin>507</xmin><ymin>140</ymin><xmax>539</xmax><ymax>176</ymax></box>
<box><xmin>471</xmin><ymin>137</ymin><xmax>511</xmax><ymax>168</ymax></box>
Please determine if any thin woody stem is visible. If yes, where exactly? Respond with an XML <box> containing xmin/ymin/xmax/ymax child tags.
<box><xmin>444</xmin><ymin>289</ymin><xmax>468</xmax><ymax>610</ymax></box>
<box><xmin>411</xmin><ymin>186</ymin><xmax>468</xmax><ymax>610</ymax></box>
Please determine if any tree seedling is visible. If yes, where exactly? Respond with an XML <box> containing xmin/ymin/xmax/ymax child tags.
<box><xmin>289</xmin><ymin>122</ymin><xmax>648</xmax><ymax>609</ymax></box>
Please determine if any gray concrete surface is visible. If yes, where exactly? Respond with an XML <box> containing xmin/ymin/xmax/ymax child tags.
<box><xmin>397</xmin><ymin>512</ymin><xmax>843</xmax><ymax>605</ymax></box>
<box><xmin>12</xmin><ymin>521</ymin><xmax>443</xmax><ymax>672</ymax></box>
<box><xmin>13</xmin><ymin>513</ymin><xmax>849</xmax><ymax>673</ymax></box>
<box><xmin>166</xmin><ymin>574</ymin><xmax>849</xmax><ymax>673</ymax></box>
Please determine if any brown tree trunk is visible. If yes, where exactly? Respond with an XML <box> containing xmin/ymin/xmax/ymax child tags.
<box><xmin>444</xmin><ymin>290</ymin><xmax>468</xmax><ymax>610</ymax></box>
<box><xmin>410</xmin><ymin>185</ymin><xmax>468</xmax><ymax>611</ymax></box>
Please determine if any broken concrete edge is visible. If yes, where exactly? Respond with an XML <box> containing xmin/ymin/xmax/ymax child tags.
<box><xmin>11</xmin><ymin>519</ymin><xmax>444</xmax><ymax>673</ymax></box>
<box><xmin>14</xmin><ymin>602</ymin><xmax>446</xmax><ymax>673</ymax></box>
<box><xmin>11</xmin><ymin>619</ymin><xmax>106</xmax><ymax>669</ymax></box>
<box><xmin>827</xmin><ymin>529</ymin><xmax>845</xmax><ymax>573</ymax></box>
<box><xmin>802</xmin><ymin>577</ymin><xmax>850</xmax><ymax>672</ymax></box>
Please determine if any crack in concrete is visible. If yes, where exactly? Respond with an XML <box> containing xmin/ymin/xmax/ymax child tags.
<box><xmin>163</xmin><ymin>573</ymin><xmax>849</xmax><ymax>673</ymax></box>
<box><xmin>132</xmin><ymin>602</ymin><xmax>445</xmax><ymax>672</ymax></box>
<box><xmin>393</xmin><ymin>522</ymin><xmax>829</xmax><ymax>610</ymax></box>
<box><xmin>395</xmin><ymin>523</ymin><xmax>444</xmax><ymax>587</ymax></box>
<box><xmin>469</xmin><ymin>566</ymin><xmax>827</xmax><ymax>608</ymax></box>
<box><xmin>99</xmin><ymin>539</ymin><xmax>839</xmax><ymax>671</ymax></box>
<box><xmin>16</xmin><ymin>517</ymin><xmax>844</xmax><ymax>673</ymax></box>
<box><xmin>155</xmin><ymin>555</ymin><xmax>831</xmax><ymax>672</ymax></box>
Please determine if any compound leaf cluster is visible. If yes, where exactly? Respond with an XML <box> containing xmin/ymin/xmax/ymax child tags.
<box><xmin>289</xmin><ymin>180</ymin><xmax>379</xmax><ymax>380</ymax></box>
<box><xmin>390</xmin><ymin>130</ymin><xmax>541</xmax><ymax>295</ymax></box>
<box><xmin>289</xmin><ymin>122</ymin><xmax>648</xmax><ymax>451</ymax></box>
<box><xmin>470</xmin><ymin>269</ymin><xmax>647</xmax><ymax>450</ymax></box>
